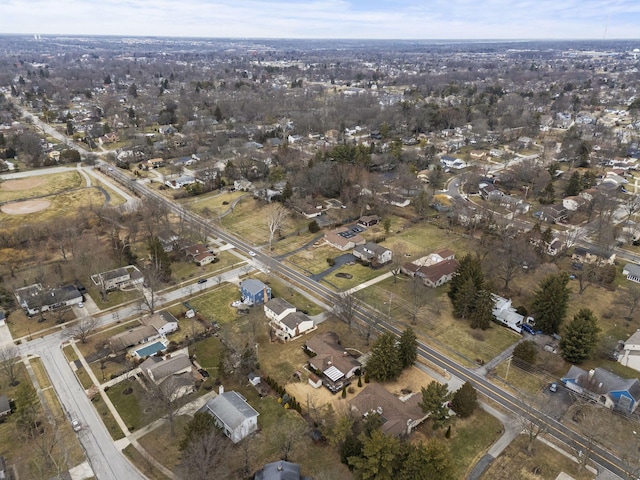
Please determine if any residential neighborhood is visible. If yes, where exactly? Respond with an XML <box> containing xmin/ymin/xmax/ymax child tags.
<box><xmin>2</xmin><ymin>33</ymin><xmax>640</xmax><ymax>480</ymax></box>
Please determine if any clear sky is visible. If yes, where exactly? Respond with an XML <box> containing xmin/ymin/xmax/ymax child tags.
<box><xmin>1</xmin><ymin>0</ymin><xmax>640</xmax><ymax>40</ymax></box>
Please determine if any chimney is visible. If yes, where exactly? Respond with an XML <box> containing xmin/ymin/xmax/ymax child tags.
<box><xmin>588</xmin><ymin>369</ymin><xmax>595</xmax><ymax>380</ymax></box>
<box><xmin>277</xmin><ymin>463</ymin><xmax>284</xmax><ymax>471</ymax></box>
<box><xmin>219</xmin><ymin>384</ymin><xmax>224</xmax><ymax>395</ymax></box>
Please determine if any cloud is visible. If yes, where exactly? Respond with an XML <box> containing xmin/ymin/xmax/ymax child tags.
<box><xmin>1</xmin><ymin>0</ymin><xmax>639</xmax><ymax>39</ymax></box>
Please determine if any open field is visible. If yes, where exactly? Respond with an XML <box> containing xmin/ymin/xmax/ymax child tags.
<box><xmin>480</xmin><ymin>435</ymin><xmax>594</xmax><ymax>480</ymax></box>
<box><xmin>183</xmin><ymin>189</ymin><xmax>247</xmax><ymax>217</ymax></box>
<box><xmin>0</xmin><ymin>171</ymin><xmax>82</xmax><ymax>202</ymax></box>
<box><xmin>0</xmin><ymin>187</ymin><xmax>108</xmax><ymax>228</ymax></box>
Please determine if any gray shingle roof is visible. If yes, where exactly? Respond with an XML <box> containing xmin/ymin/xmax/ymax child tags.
<box><xmin>200</xmin><ymin>391</ymin><xmax>259</xmax><ymax>430</ymax></box>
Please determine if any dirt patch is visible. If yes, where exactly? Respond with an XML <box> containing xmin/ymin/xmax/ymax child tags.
<box><xmin>1</xmin><ymin>177</ymin><xmax>46</xmax><ymax>191</ymax></box>
<box><xmin>285</xmin><ymin>366</ymin><xmax>437</xmax><ymax>414</ymax></box>
<box><xmin>1</xmin><ymin>199</ymin><xmax>51</xmax><ymax>214</ymax></box>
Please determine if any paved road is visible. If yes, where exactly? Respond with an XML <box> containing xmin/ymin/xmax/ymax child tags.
<box><xmin>21</xmin><ymin>335</ymin><xmax>147</xmax><ymax>480</ymax></box>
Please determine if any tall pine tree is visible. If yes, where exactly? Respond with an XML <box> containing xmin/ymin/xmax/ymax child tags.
<box><xmin>366</xmin><ymin>332</ymin><xmax>403</xmax><ymax>382</ymax></box>
<box><xmin>560</xmin><ymin>309</ymin><xmax>601</xmax><ymax>364</ymax></box>
<box><xmin>470</xmin><ymin>290</ymin><xmax>494</xmax><ymax>330</ymax></box>
<box><xmin>531</xmin><ymin>272</ymin><xmax>570</xmax><ymax>334</ymax></box>
<box><xmin>448</xmin><ymin>253</ymin><xmax>484</xmax><ymax>303</ymax></box>
<box><xmin>397</xmin><ymin>328</ymin><xmax>418</xmax><ymax>368</ymax></box>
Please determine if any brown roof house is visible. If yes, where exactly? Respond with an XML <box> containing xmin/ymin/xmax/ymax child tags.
<box><xmin>109</xmin><ymin>325</ymin><xmax>159</xmax><ymax>352</ymax></box>
<box><xmin>350</xmin><ymin>383</ymin><xmax>429</xmax><ymax>436</ymax></box>
<box><xmin>184</xmin><ymin>244</ymin><xmax>216</xmax><ymax>266</ymax></box>
<box><xmin>402</xmin><ymin>249</ymin><xmax>457</xmax><ymax>287</ymax></box>
<box><xmin>324</xmin><ymin>226</ymin><xmax>365</xmax><ymax>251</ymax></box>
<box><xmin>305</xmin><ymin>332</ymin><xmax>361</xmax><ymax>393</ymax></box>
<box><xmin>353</xmin><ymin>242</ymin><xmax>393</xmax><ymax>267</ymax></box>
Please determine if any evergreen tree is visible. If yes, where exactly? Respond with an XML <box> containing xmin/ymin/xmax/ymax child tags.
<box><xmin>214</xmin><ymin>105</ymin><xmax>223</xmax><ymax>122</ymax></box>
<box><xmin>366</xmin><ymin>332</ymin><xmax>403</xmax><ymax>382</ymax></box>
<box><xmin>450</xmin><ymin>382</ymin><xmax>478</xmax><ymax>418</ymax></box>
<box><xmin>147</xmin><ymin>236</ymin><xmax>172</xmax><ymax>280</ymax></box>
<box><xmin>397</xmin><ymin>328</ymin><xmax>418</xmax><ymax>368</ymax></box>
<box><xmin>448</xmin><ymin>254</ymin><xmax>484</xmax><ymax>303</ymax></box>
<box><xmin>348</xmin><ymin>430</ymin><xmax>400</xmax><ymax>480</ymax></box>
<box><xmin>453</xmin><ymin>277</ymin><xmax>479</xmax><ymax>319</ymax></box>
<box><xmin>560</xmin><ymin>309</ymin><xmax>601</xmax><ymax>364</ymax></box>
<box><xmin>397</xmin><ymin>440</ymin><xmax>454</xmax><ymax>480</ymax></box>
<box><xmin>470</xmin><ymin>290</ymin><xmax>494</xmax><ymax>330</ymax></box>
<box><xmin>513</xmin><ymin>340</ymin><xmax>537</xmax><ymax>364</ymax></box>
<box><xmin>531</xmin><ymin>272</ymin><xmax>570</xmax><ymax>334</ymax></box>
<box><xmin>180</xmin><ymin>412</ymin><xmax>217</xmax><ymax>450</ymax></box>
<box><xmin>565</xmin><ymin>171</ymin><xmax>581</xmax><ymax>196</ymax></box>
<box><xmin>420</xmin><ymin>381</ymin><xmax>452</xmax><ymax>430</ymax></box>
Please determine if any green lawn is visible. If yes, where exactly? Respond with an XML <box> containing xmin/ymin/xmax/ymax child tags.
<box><xmin>189</xmin><ymin>336</ymin><xmax>224</xmax><ymax>373</ymax></box>
<box><xmin>183</xmin><ymin>190</ymin><xmax>247</xmax><ymax>218</ymax></box>
<box><xmin>188</xmin><ymin>283</ymin><xmax>240</xmax><ymax>325</ymax></box>
<box><xmin>105</xmin><ymin>378</ymin><xmax>157</xmax><ymax>432</ymax></box>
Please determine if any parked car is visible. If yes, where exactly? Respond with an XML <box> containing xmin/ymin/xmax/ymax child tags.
<box><xmin>72</xmin><ymin>419</ymin><xmax>82</xmax><ymax>432</ymax></box>
<box><xmin>197</xmin><ymin>279</ymin><xmax>207</xmax><ymax>284</ymax></box>
<box><xmin>549</xmin><ymin>383</ymin><xmax>558</xmax><ymax>393</ymax></box>
<box><xmin>522</xmin><ymin>324</ymin><xmax>537</xmax><ymax>335</ymax></box>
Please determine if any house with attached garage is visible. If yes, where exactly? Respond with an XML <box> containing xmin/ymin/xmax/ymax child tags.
<box><xmin>617</xmin><ymin>330</ymin><xmax>640</xmax><ymax>373</ymax></box>
<box><xmin>140</xmin><ymin>352</ymin><xmax>195</xmax><ymax>400</ymax></box>
<box><xmin>350</xmin><ymin>383</ymin><xmax>429</xmax><ymax>436</ymax></box>
<box><xmin>15</xmin><ymin>283</ymin><xmax>83</xmax><ymax>316</ymax></box>
<box><xmin>305</xmin><ymin>332</ymin><xmax>361</xmax><ymax>393</ymax></box>
<box><xmin>562</xmin><ymin>366</ymin><xmax>640</xmax><ymax>413</ymax></box>
<box><xmin>352</xmin><ymin>242</ymin><xmax>393</xmax><ymax>267</ymax></box>
<box><xmin>198</xmin><ymin>388</ymin><xmax>259</xmax><ymax>443</ymax></box>
<box><xmin>140</xmin><ymin>311</ymin><xmax>179</xmax><ymax>335</ymax></box>
<box><xmin>264</xmin><ymin>298</ymin><xmax>314</xmax><ymax>340</ymax></box>
<box><xmin>109</xmin><ymin>325</ymin><xmax>159</xmax><ymax>352</ymax></box>
<box><xmin>623</xmin><ymin>263</ymin><xmax>640</xmax><ymax>283</ymax></box>
<box><xmin>324</xmin><ymin>226</ymin><xmax>366</xmax><ymax>251</ymax></box>
<box><xmin>91</xmin><ymin>265</ymin><xmax>144</xmax><ymax>292</ymax></box>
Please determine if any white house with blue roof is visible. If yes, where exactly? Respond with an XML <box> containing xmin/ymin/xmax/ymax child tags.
<box><xmin>562</xmin><ymin>365</ymin><xmax>640</xmax><ymax>413</ymax></box>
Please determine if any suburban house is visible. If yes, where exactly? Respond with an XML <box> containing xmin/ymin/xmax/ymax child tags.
<box><xmin>440</xmin><ymin>155</ymin><xmax>466</xmax><ymax>170</ymax></box>
<box><xmin>140</xmin><ymin>311</ymin><xmax>179</xmax><ymax>335</ymax></box>
<box><xmin>479</xmin><ymin>183</ymin><xmax>503</xmax><ymax>201</ymax></box>
<box><xmin>618</xmin><ymin>331</ymin><xmax>640</xmax><ymax>373</ymax></box>
<box><xmin>140</xmin><ymin>352</ymin><xmax>195</xmax><ymax>400</ymax></box>
<box><xmin>109</xmin><ymin>325</ymin><xmax>159</xmax><ymax>352</ymax></box>
<box><xmin>199</xmin><ymin>389</ymin><xmax>259</xmax><ymax>443</ymax></box>
<box><xmin>357</xmin><ymin>215</ymin><xmax>380</xmax><ymax>227</ymax></box>
<box><xmin>623</xmin><ymin>263</ymin><xmax>640</xmax><ymax>283</ymax></box>
<box><xmin>401</xmin><ymin>249</ymin><xmax>457</xmax><ymax>287</ymax></box>
<box><xmin>562</xmin><ymin>195</ymin><xmax>587</xmax><ymax>212</ymax></box>
<box><xmin>324</xmin><ymin>226</ymin><xmax>366</xmax><ymax>251</ymax></box>
<box><xmin>0</xmin><ymin>395</ymin><xmax>11</xmax><ymax>418</ymax></box>
<box><xmin>184</xmin><ymin>244</ymin><xmax>216</xmax><ymax>266</ymax></box>
<box><xmin>562</xmin><ymin>366</ymin><xmax>640</xmax><ymax>413</ymax></box>
<box><xmin>240</xmin><ymin>279</ymin><xmax>272</xmax><ymax>306</ymax></box>
<box><xmin>165</xmin><ymin>175</ymin><xmax>197</xmax><ymax>189</ymax></box>
<box><xmin>264</xmin><ymin>298</ymin><xmax>297</xmax><ymax>323</ymax></box>
<box><xmin>491</xmin><ymin>294</ymin><xmax>530</xmax><ymax>333</ymax></box>
<box><xmin>415</xmin><ymin>259</ymin><xmax>459</xmax><ymax>288</ymax></box>
<box><xmin>547</xmin><ymin>238</ymin><xmax>564</xmax><ymax>256</ymax></box>
<box><xmin>158</xmin><ymin>231</ymin><xmax>180</xmax><ymax>252</ymax></box>
<box><xmin>352</xmin><ymin>242</ymin><xmax>393</xmax><ymax>267</ymax></box>
<box><xmin>15</xmin><ymin>284</ymin><xmax>83</xmax><ymax>316</ymax></box>
<box><xmin>305</xmin><ymin>332</ymin><xmax>361</xmax><ymax>393</ymax></box>
<box><xmin>91</xmin><ymin>265</ymin><xmax>144</xmax><ymax>291</ymax></box>
<box><xmin>541</xmin><ymin>204</ymin><xmax>568</xmax><ymax>224</ymax></box>
<box><xmin>572</xmin><ymin>247</ymin><xmax>616</xmax><ymax>266</ymax></box>
<box><xmin>264</xmin><ymin>298</ymin><xmax>314</xmax><ymax>340</ymax></box>
<box><xmin>350</xmin><ymin>383</ymin><xmax>429</xmax><ymax>436</ymax></box>
<box><xmin>254</xmin><ymin>461</ymin><xmax>311</xmax><ymax>480</ymax></box>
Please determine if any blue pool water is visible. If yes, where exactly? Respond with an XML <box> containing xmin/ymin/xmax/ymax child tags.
<box><xmin>135</xmin><ymin>341</ymin><xmax>166</xmax><ymax>357</ymax></box>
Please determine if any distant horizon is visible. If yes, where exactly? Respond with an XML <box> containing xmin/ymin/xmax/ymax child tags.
<box><xmin>2</xmin><ymin>33</ymin><xmax>639</xmax><ymax>44</ymax></box>
<box><xmin>2</xmin><ymin>0</ymin><xmax>640</xmax><ymax>41</ymax></box>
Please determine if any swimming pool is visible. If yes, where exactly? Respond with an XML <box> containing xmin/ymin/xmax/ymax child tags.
<box><xmin>135</xmin><ymin>341</ymin><xmax>166</xmax><ymax>358</ymax></box>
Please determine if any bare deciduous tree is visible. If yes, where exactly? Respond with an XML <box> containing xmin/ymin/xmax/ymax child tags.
<box><xmin>0</xmin><ymin>345</ymin><xmax>21</xmax><ymax>386</ymax></box>
<box><xmin>334</xmin><ymin>291</ymin><xmax>360</xmax><ymax>331</ymax></box>
<box><xmin>71</xmin><ymin>315</ymin><xmax>99</xmax><ymax>344</ymax></box>
<box><xmin>618</xmin><ymin>284</ymin><xmax>640</xmax><ymax>319</ymax></box>
<box><xmin>178</xmin><ymin>428</ymin><xmax>233</xmax><ymax>480</ymax></box>
<box><xmin>265</xmin><ymin>203</ymin><xmax>289</xmax><ymax>250</ymax></box>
